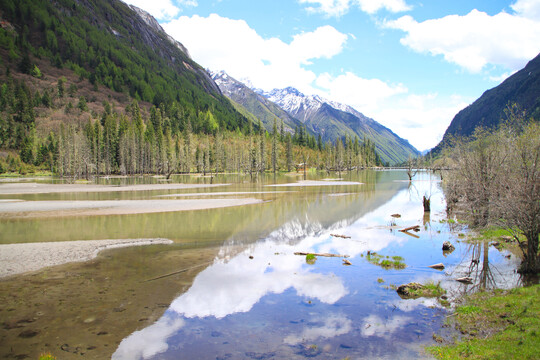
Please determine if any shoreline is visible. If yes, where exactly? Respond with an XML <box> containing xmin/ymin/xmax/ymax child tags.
<box><xmin>0</xmin><ymin>238</ymin><xmax>174</xmax><ymax>278</ymax></box>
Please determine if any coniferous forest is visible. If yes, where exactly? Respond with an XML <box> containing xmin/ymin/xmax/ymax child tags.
<box><xmin>0</xmin><ymin>0</ymin><xmax>383</xmax><ymax>177</ymax></box>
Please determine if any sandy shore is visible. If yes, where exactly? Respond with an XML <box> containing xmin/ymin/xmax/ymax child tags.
<box><xmin>0</xmin><ymin>198</ymin><xmax>262</xmax><ymax>217</ymax></box>
<box><xmin>0</xmin><ymin>182</ymin><xmax>230</xmax><ymax>195</ymax></box>
<box><xmin>0</xmin><ymin>238</ymin><xmax>174</xmax><ymax>278</ymax></box>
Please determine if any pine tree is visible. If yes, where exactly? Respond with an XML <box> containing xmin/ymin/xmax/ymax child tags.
<box><xmin>272</xmin><ymin>118</ymin><xmax>278</xmax><ymax>173</ymax></box>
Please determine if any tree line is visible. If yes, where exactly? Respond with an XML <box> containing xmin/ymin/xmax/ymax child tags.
<box><xmin>0</xmin><ymin>75</ymin><xmax>382</xmax><ymax>176</ymax></box>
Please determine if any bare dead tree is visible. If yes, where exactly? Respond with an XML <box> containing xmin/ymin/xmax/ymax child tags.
<box><xmin>445</xmin><ymin>111</ymin><xmax>540</xmax><ymax>273</ymax></box>
<box><xmin>406</xmin><ymin>155</ymin><xmax>418</xmax><ymax>181</ymax></box>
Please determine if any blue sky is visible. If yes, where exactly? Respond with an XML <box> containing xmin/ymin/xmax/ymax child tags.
<box><xmin>123</xmin><ymin>0</ymin><xmax>540</xmax><ymax>151</ymax></box>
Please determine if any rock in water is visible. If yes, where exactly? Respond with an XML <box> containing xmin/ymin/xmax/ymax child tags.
<box><xmin>442</xmin><ymin>241</ymin><xmax>455</xmax><ymax>251</ymax></box>
<box><xmin>396</xmin><ymin>282</ymin><xmax>424</xmax><ymax>297</ymax></box>
<box><xmin>428</xmin><ymin>263</ymin><xmax>445</xmax><ymax>270</ymax></box>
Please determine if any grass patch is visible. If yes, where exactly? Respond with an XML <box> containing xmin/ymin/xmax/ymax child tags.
<box><xmin>366</xmin><ymin>252</ymin><xmax>407</xmax><ymax>270</ymax></box>
<box><xmin>305</xmin><ymin>253</ymin><xmax>316</xmax><ymax>265</ymax></box>
<box><xmin>428</xmin><ymin>285</ymin><xmax>540</xmax><ymax>359</ymax></box>
<box><xmin>397</xmin><ymin>281</ymin><xmax>446</xmax><ymax>299</ymax></box>
<box><xmin>377</xmin><ymin>278</ymin><xmax>385</xmax><ymax>283</ymax></box>
<box><xmin>456</xmin><ymin>305</ymin><xmax>481</xmax><ymax>315</ymax></box>
<box><xmin>39</xmin><ymin>353</ymin><xmax>56</xmax><ymax>360</ymax></box>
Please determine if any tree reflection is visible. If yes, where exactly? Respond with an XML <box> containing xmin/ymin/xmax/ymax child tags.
<box><xmin>452</xmin><ymin>241</ymin><xmax>523</xmax><ymax>296</ymax></box>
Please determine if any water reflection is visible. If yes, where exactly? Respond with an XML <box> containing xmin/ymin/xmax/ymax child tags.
<box><xmin>114</xmin><ymin>172</ymin><xmax>455</xmax><ymax>359</ymax></box>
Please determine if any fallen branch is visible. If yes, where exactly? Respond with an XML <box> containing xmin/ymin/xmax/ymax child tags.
<box><xmin>294</xmin><ymin>252</ymin><xmax>350</xmax><ymax>258</ymax></box>
<box><xmin>400</xmin><ymin>231</ymin><xmax>420</xmax><ymax>239</ymax></box>
<box><xmin>399</xmin><ymin>225</ymin><xmax>420</xmax><ymax>232</ymax></box>
<box><xmin>143</xmin><ymin>261</ymin><xmax>212</xmax><ymax>282</ymax></box>
<box><xmin>330</xmin><ymin>234</ymin><xmax>351</xmax><ymax>239</ymax></box>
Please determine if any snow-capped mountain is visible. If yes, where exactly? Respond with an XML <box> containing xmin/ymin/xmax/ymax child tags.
<box><xmin>211</xmin><ymin>71</ymin><xmax>304</xmax><ymax>134</ymax></box>
<box><xmin>257</xmin><ymin>86</ymin><xmax>419</xmax><ymax>164</ymax></box>
<box><xmin>258</xmin><ymin>87</ymin><xmax>370</xmax><ymax>125</ymax></box>
<box><xmin>212</xmin><ymin>71</ymin><xmax>419</xmax><ymax>164</ymax></box>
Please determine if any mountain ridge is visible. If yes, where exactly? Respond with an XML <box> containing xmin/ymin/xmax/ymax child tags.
<box><xmin>211</xmin><ymin>71</ymin><xmax>304</xmax><ymax>133</ymax></box>
<box><xmin>254</xmin><ymin>83</ymin><xmax>419</xmax><ymax>165</ymax></box>
<box><xmin>433</xmin><ymin>52</ymin><xmax>540</xmax><ymax>154</ymax></box>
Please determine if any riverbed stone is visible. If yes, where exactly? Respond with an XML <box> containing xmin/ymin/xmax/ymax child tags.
<box><xmin>442</xmin><ymin>241</ymin><xmax>455</xmax><ymax>251</ymax></box>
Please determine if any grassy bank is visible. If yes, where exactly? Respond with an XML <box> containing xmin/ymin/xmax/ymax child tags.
<box><xmin>428</xmin><ymin>285</ymin><xmax>540</xmax><ymax>359</ymax></box>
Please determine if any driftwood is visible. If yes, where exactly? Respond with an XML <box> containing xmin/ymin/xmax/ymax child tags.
<box><xmin>428</xmin><ymin>263</ymin><xmax>445</xmax><ymax>270</ymax></box>
<box><xmin>399</xmin><ymin>225</ymin><xmax>420</xmax><ymax>233</ymax></box>
<box><xmin>330</xmin><ymin>234</ymin><xmax>351</xmax><ymax>239</ymax></box>
<box><xmin>342</xmin><ymin>259</ymin><xmax>352</xmax><ymax>265</ymax></box>
<box><xmin>456</xmin><ymin>276</ymin><xmax>473</xmax><ymax>284</ymax></box>
<box><xmin>294</xmin><ymin>252</ymin><xmax>350</xmax><ymax>258</ymax></box>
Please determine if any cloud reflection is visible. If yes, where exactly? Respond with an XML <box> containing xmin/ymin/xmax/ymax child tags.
<box><xmin>361</xmin><ymin>314</ymin><xmax>412</xmax><ymax>338</ymax></box>
<box><xmin>113</xmin><ymin>317</ymin><xmax>185</xmax><ymax>359</ymax></box>
<box><xmin>170</xmin><ymin>239</ymin><xmax>348</xmax><ymax>318</ymax></box>
<box><xmin>114</xmin><ymin>236</ymin><xmax>348</xmax><ymax>359</ymax></box>
<box><xmin>114</xmin><ymin>180</ymin><xmax>428</xmax><ymax>359</ymax></box>
<box><xmin>284</xmin><ymin>314</ymin><xmax>352</xmax><ymax>345</ymax></box>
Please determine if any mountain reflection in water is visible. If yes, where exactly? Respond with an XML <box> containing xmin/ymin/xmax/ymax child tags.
<box><xmin>113</xmin><ymin>171</ymin><xmax>520</xmax><ymax>360</ymax></box>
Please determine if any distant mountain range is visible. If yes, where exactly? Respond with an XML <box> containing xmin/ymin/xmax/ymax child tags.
<box><xmin>433</xmin><ymin>52</ymin><xmax>540</xmax><ymax>154</ymax></box>
<box><xmin>211</xmin><ymin>71</ymin><xmax>304</xmax><ymax>134</ymax></box>
<box><xmin>212</xmin><ymin>71</ymin><xmax>419</xmax><ymax>165</ymax></box>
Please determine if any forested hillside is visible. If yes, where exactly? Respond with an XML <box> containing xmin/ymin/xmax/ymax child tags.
<box><xmin>432</xmin><ymin>52</ymin><xmax>540</xmax><ymax>154</ymax></box>
<box><xmin>0</xmin><ymin>0</ymin><xmax>383</xmax><ymax>176</ymax></box>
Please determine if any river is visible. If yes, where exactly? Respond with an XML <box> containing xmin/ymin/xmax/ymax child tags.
<box><xmin>0</xmin><ymin>170</ymin><xmax>521</xmax><ymax>359</ymax></box>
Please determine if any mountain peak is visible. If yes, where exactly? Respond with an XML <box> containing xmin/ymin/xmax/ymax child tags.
<box><xmin>128</xmin><ymin>3</ymin><xmax>191</xmax><ymax>59</ymax></box>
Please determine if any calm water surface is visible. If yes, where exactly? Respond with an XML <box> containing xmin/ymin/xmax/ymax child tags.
<box><xmin>0</xmin><ymin>170</ymin><xmax>521</xmax><ymax>359</ymax></box>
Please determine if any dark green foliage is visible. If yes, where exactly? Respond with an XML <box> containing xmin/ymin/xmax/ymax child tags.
<box><xmin>77</xmin><ymin>96</ymin><xmax>88</xmax><ymax>111</ymax></box>
<box><xmin>0</xmin><ymin>0</ymin><xmax>248</xmax><ymax>133</ymax></box>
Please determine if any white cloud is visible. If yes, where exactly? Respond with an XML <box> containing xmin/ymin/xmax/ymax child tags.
<box><xmin>299</xmin><ymin>0</ymin><xmax>411</xmax><ymax>17</ymax></box>
<box><xmin>311</xmin><ymin>71</ymin><xmax>470</xmax><ymax>150</ymax></box>
<box><xmin>370</xmin><ymin>93</ymin><xmax>471</xmax><ymax>151</ymax></box>
<box><xmin>511</xmin><ymin>0</ymin><xmax>540</xmax><ymax>21</ymax></box>
<box><xmin>122</xmin><ymin>0</ymin><xmax>185</xmax><ymax>20</ymax></box>
<box><xmin>385</xmin><ymin>5</ymin><xmax>540</xmax><ymax>73</ymax></box>
<box><xmin>315</xmin><ymin>71</ymin><xmax>407</xmax><ymax>114</ymax></box>
<box><xmin>163</xmin><ymin>14</ymin><xmax>348</xmax><ymax>93</ymax></box>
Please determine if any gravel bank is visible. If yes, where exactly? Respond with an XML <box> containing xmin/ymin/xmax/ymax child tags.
<box><xmin>0</xmin><ymin>238</ymin><xmax>174</xmax><ymax>278</ymax></box>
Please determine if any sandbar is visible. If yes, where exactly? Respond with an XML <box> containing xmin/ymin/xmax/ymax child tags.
<box><xmin>0</xmin><ymin>238</ymin><xmax>173</xmax><ymax>278</ymax></box>
<box><xmin>0</xmin><ymin>182</ymin><xmax>230</xmax><ymax>195</ymax></box>
<box><xmin>267</xmin><ymin>180</ymin><xmax>362</xmax><ymax>187</ymax></box>
<box><xmin>0</xmin><ymin>198</ymin><xmax>262</xmax><ymax>217</ymax></box>
<box><xmin>157</xmin><ymin>191</ymin><xmax>294</xmax><ymax>197</ymax></box>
